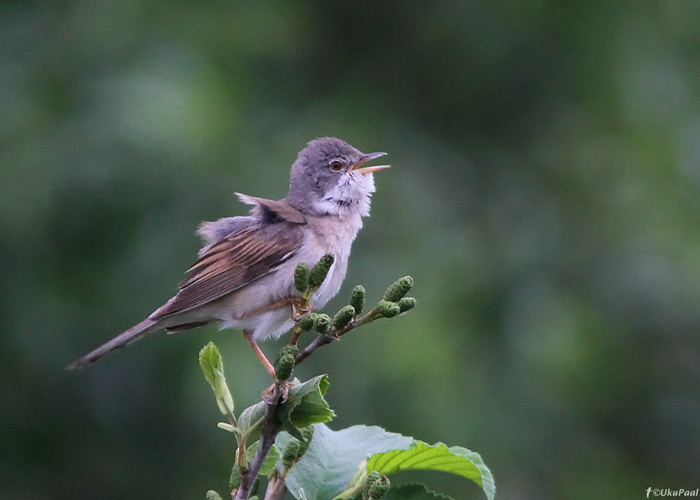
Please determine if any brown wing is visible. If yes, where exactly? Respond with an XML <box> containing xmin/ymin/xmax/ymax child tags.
<box><xmin>151</xmin><ymin>221</ymin><xmax>303</xmax><ymax>320</ymax></box>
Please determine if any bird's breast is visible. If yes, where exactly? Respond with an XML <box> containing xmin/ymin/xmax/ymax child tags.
<box><xmin>301</xmin><ymin>214</ymin><xmax>363</xmax><ymax>309</ymax></box>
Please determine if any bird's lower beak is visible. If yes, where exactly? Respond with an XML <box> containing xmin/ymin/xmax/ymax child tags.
<box><xmin>351</xmin><ymin>152</ymin><xmax>390</xmax><ymax>175</ymax></box>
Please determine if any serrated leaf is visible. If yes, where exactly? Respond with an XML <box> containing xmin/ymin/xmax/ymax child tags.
<box><xmin>277</xmin><ymin>375</ymin><xmax>334</xmax><ymax>438</ymax></box>
<box><xmin>382</xmin><ymin>483</ymin><xmax>454</xmax><ymax>500</ymax></box>
<box><xmin>238</xmin><ymin>376</ymin><xmax>334</xmax><ymax>441</ymax></box>
<box><xmin>276</xmin><ymin>424</ymin><xmax>412</xmax><ymax>500</ymax></box>
<box><xmin>277</xmin><ymin>425</ymin><xmax>494</xmax><ymax>500</ymax></box>
<box><xmin>245</xmin><ymin>441</ymin><xmax>281</xmax><ymax>477</ymax></box>
<box><xmin>367</xmin><ymin>442</ymin><xmax>495</xmax><ymax>500</ymax></box>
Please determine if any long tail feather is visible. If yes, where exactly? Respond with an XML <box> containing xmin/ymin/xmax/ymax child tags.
<box><xmin>67</xmin><ymin>318</ymin><xmax>160</xmax><ymax>370</ymax></box>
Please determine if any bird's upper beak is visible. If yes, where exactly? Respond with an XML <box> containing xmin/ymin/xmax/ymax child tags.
<box><xmin>351</xmin><ymin>152</ymin><xmax>390</xmax><ymax>175</ymax></box>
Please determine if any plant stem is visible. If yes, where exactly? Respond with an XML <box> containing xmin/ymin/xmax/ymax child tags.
<box><xmin>263</xmin><ymin>473</ymin><xmax>287</xmax><ymax>500</ymax></box>
<box><xmin>295</xmin><ymin>308</ymin><xmax>379</xmax><ymax>365</ymax></box>
<box><xmin>234</xmin><ymin>383</ymin><xmax>285</xmax><ymax>500</ymax></box>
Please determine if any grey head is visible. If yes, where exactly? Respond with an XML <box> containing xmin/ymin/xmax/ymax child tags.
<box><xmin>285</xmin><ymin>137</ymin><xmax>388</xmax><ymax>217</ymax></box>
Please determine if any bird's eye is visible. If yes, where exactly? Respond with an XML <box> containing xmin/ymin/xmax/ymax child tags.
<box><xmin>329</xmin><ymin>160</ymin><xmax>343</xmax><ymax>171</ymax></box>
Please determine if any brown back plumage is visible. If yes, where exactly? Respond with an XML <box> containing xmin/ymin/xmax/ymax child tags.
<box><xmin>152</xmin><ymin>216</ymin><xmax>303</xmax><ymax>320</ymax></box>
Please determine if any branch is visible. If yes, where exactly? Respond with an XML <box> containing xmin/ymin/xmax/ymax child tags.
<box><xmin>293</xmin><ymin>312</ymin><xmax>367</xmax><ymax>365</ymax></box>
<box><xmin>294</xmin><ymin>298</ymin><xmax>408</xmax><ymax>365</ymax></box>
<box><xmin>263</xmin><ymin>473</ymin><xmax>286</xmax><ymax>500</ymax></box>
<box><xmin>234</xmin><ymin>382</ymin><xmax>285</xmax><ymax>500</ymax></box>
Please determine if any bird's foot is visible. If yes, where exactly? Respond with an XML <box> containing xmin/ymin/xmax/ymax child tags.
<box><xmin>292</xmin><ymin>300</ymin><xmax>313</xmax><ymax>322</ymax></box>
<box><xmin>262</xmin><ymin>381</ymin><xmax>293</xmax><ymax>404</ymax></box>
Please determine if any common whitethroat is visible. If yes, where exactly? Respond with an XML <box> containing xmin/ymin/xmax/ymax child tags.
<box><xmin>68</xmin><ymin>137</ymin><xmax>389</xmax><ymax>374</ymax></box>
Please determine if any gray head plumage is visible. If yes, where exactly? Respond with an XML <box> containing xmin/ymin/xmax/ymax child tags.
<box><xmin>285</xmin><ymin>137</ymin><xmax>387</xmax><ymax>217</ymax></box>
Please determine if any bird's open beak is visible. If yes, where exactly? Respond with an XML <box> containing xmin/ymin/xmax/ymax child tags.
<box><xmin>351</xmin><ymin>152</ymin><xmax>390</xmax><ymax>175</ymax></box>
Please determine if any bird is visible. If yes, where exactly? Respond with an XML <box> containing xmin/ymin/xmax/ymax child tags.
<box><xmin>68</xmin><ymin>137</ymin><xmax>389</xmax><ymax>375</ymax></box>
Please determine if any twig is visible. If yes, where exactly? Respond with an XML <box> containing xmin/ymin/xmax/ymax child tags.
<box><xmin>234</xmin><ymin>383</ymin><xmax>285</xmax><ymax>500</ymax></box>
<box><xmin>294</xmin><ymin>333</ymin><xmax>335</xmax><ymax>365</ymax></box>
<box><xmin>263</xmin><ymin>472</ymin><xmax>287</xmax><ymax>500</ymax></box>
<box><xmin>294</xmin><ymin>308</ymin><xmax>379</xmax><ymax>365</ymax></box>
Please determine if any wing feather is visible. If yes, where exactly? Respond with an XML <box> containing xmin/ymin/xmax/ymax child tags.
<box><xmin>152</xmin><ymin>221</ymin><xmax>302</xmax><ymax>319</ymax></box>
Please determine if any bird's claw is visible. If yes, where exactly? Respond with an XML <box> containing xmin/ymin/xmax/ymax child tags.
<box><xmin>262</xmin><ymin>381</ymin><xmax>293</xmax><ymax>404</ymax></box>
<box><xmin>292</xmin><ymin>302</ymin><xmax>313</xmax><ymax>322</ymax></box>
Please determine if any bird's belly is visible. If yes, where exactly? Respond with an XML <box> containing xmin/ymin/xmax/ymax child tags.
<box><xmin>217</xmin><ymin>306</ymin><xmax>295</xmax><ymax>341</ymax></box>
<box><xmin>212</xmin><ymin>216</ymin><xmax>357</xmax><ymax>341</ymax></box>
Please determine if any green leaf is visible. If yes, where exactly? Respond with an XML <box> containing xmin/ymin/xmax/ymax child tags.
<box><xmin>238</xmin><ymin>376</ymin><xmax>334</xmax><ymax>441</ymax></box>
<box><xmin>238</xmin><ymin>400</ymin><xmax>266</xmax><ymax>437</ymax></box>
<box><xmin>382</xmin><ymin>483</ymin><xmax>453</xmax><ymax>500</ymax></box>
<box><xmin>277</xmin><ymin>425</ymin><xmax>494</xmax><ymax>500</ymax></box>
<box><xmin>199</xmin><ymin>342</ymin><xmax>223</xmax><ymax>388</ymax></box>
<box><xmin>367</xmin><ymin>442</ymin><xmax>495</xmax><ymax>500</ymax></box>
<box><xmin>277</xmin><ymin>375</ymin><xmax>335</xmax><ymax>439</ymax></box>
<box><xmin>199</xmin><ymin>342</ymin><xmax>234</xmax><ymax>416</ymax></box>
<box><xmin>217</xmin><ymin>422</ymin><xmax>236</xmax><ymax>433</ymax></box>
<box><xmin>246</xmin><ymin>441</ymin><xmax>281</xmax><ymax>477</ymax></box>
<box><xmin>276</xmin><ymin>424</ymin><xmax>412</xmax><ymax>500</ymax></box>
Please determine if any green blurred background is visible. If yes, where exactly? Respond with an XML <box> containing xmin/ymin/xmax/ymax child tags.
<box><xmin>2</xmin><ymin>1</ymin><xmax>699</xmax><ymax>499</ymax></box>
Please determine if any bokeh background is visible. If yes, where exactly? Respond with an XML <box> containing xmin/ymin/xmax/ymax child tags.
<box><xmin>2</xmin><ymin>1</ymin><xmax>699</xmax><ymax>499</ymax></box>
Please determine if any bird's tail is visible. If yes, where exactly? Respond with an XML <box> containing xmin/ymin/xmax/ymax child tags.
<box><xmin>67</xmin><ymin>318</ymin><xmax>160</xmax><ymax>370</ymax></box>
